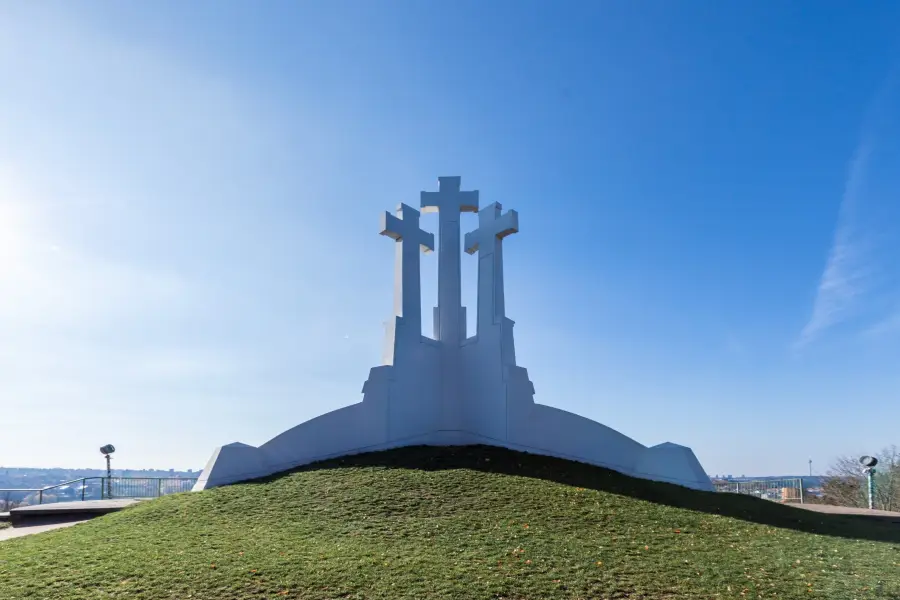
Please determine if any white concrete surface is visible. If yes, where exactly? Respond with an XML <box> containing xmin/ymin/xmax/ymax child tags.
<box><xmin>194</xmin><ymin>176</ymin><xmax>713</xmax><ymax>493</ymax></box>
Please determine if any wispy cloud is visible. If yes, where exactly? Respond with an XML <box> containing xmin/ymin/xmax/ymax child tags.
<box><xmin>795</xmin><ymin>142</ymin><xmax>873</xmax><ymax>348</ymax></box>
<box><xmin>795</xmin><ymin>69</ymin><xmax>900</xmax><ymax>349</ymax></box>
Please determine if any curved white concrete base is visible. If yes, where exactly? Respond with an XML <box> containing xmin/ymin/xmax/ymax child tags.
<box><xmin>193</xmin><ymin>409</ymin><xmax>712</xmax><ymax>492</ymax></box>
<box><xmin>194</xmin><ymin>331</ymin><xmax>713</xmax><ymax>493</ymax></box>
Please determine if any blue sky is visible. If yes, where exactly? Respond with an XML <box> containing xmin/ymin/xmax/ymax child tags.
<box><xmin>1</xmin><ymin>2</ymin><xmax>899</xmax><ymax>476</ymax></box>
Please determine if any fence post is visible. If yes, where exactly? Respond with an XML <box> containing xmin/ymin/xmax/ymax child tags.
<box><xmin>867</xmin><ymin>470</ymin><xmax>876</xmax><ymax>510</ymax></box>
<box><xmin>158</xmin><ymin>479</ymin><xmax>162</xmax><ymax>498</ymax></box>
<box><xmin>39</xmin><ymin>489</ymin><xmax>43</xmax><ymax>505</ymax></box>
<box><xmin>82</xmin><ymin>480</ymin><xmax>86</xmax><ymax>501</ymax></box>
<box><xmin>799</xmin><ymin>478</ymin><xmax>804</xmax><ymax>504</ymax></box>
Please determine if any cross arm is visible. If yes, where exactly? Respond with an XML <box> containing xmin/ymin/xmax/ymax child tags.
<box><xmin>380</xmin><ymin>210</ymin><xmax>435</xmax><ymax>252</ymax></box>
<box><xmin>418</xmin><ymin>230</ymin><xmax>435</xmax><ymax>253</ymax></box>
<box><xmin>380</xmin><ymin>211</ymin><xmax>404</xmax><ymax>241</ymax></box>
<box><xmin>494</xmin><ymin>209</ymin><xmax>519</xmax><ymax>240</ymax></box>
<box><xmin>464</xmin><ymin>209</ymin><xmax>519</xmax><ymax>254</ymax></box>
<box><xmin>464</xmin><ymin>230</ymin><xmax>478</xmax><ymax>255</ymax></box>
<box><xmin>420</xmin><ymin>177</ymin><xmax>479</xmax><ymax>214</ymax></box>
<box><xmin>420</xmin><ymin>190</ymin><xmax>480</xmax><ymax>214</ymax></box>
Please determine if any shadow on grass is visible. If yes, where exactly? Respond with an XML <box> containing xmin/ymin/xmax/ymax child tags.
<box><xmin>258</xmin><ymin>444</ymin><xmax>900</xmax><ymax>544</ymax></box>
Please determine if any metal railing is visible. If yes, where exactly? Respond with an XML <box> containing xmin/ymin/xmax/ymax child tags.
<box><xmin>0</xmin><ymin>487</ymin><xmax>42</xmax><ymax>512</ymax></box>
<box><xmin>714</xmin><ymin>477</ymin><xmax>805</xmax><ymax>504</ymax></box>
<box><xmin>99</xmin><ymin>477</ymin><xmax>196</xmax><ymax>500</ymax></box>
<box><xmin>1</xmin><ymin>477</ymin><xmax>197</xmax><ymax>507</ymax></box>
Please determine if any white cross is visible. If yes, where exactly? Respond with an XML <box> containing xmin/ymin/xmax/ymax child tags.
<box><xmin>380</xmin><ymin>203</ymin><xmax>434</xmax><ymax>328</ymax></box>
<box><xmin>419</xmin><ymin>176</ymin><xmax>478</xmax><ymax>430</ymax></box>
<box><xmin>464</xmin><ymin>202</ymin><xmax>519</xmax><ymax>331</ymax></box>
<box><xmin>419</xmin><ymin>176</ymin><xmax>479</xmax><ymax>344</ymax></box>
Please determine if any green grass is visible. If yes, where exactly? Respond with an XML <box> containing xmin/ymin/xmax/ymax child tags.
<box><xmin>1</xmin><ymin>445</ymin><xmax>898</xmax><ymax>599</ymax></box>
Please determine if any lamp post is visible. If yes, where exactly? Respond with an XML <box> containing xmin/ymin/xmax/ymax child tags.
<box><xmin>100</xmin><ymin>444</ymin><xmax>116</xmax><ymax>500</ymax></box>
<box><xmin>859</xmin><ymin>455</ymin><xmax>878</xmax><ymax>510</ymax></box>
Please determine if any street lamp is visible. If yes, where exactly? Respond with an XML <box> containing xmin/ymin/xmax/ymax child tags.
<box><xmin>859</xmin><ymin>455</ymin><xmax>878</xmax><ymax>510</ymax></box>
<box><xmin>100</xmin><ymin>444</ymin><xmax>115</xmax><ymax>499</ymax></box>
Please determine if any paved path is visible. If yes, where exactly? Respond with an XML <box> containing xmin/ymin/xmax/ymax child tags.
<box><xmin>0</xmin><ymin>520</ymin><xmax>90</xmax><ymax>542</ymax></box>
<box><xmin>794</xmin><ymin>503</ymin><xmax>900</xmax><ymax>522</ymax></box>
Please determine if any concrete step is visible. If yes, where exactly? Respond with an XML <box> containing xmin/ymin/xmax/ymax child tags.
<box><xmin>8</xmin><ymin>499</ymin><xmax>141</xmax><ymax>526</ymax></box>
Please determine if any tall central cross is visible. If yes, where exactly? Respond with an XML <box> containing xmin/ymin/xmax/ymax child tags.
<box><xmin>465</xmin><ymin>202</ymin><xmax>518</xmax><ymax>333</ymax></box>
<box><xmin>421</xmin><ymin>177</ymin><xmax>478</xmax><ymax>432</ymax></box>
<box><xmin>380</xmin><ymin>203</ymin><xmax>434</xmax><ymax>334</ymax></box>
<box><xmin>420</xmin><ymin>176</ymin><xmax>479</xmax><ymax>343</ymax></box>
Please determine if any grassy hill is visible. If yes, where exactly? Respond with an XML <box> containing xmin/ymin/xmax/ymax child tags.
<box><xmin>0</xmin><ymin>445</ymin><xmax>897</xmax><ymax>599</ymax></box>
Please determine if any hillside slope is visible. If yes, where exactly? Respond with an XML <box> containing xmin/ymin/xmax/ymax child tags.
<box><xmin>0</xmin><ymin>445</ymin><xmax>897</xmax><ymax>599</ymax></box>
